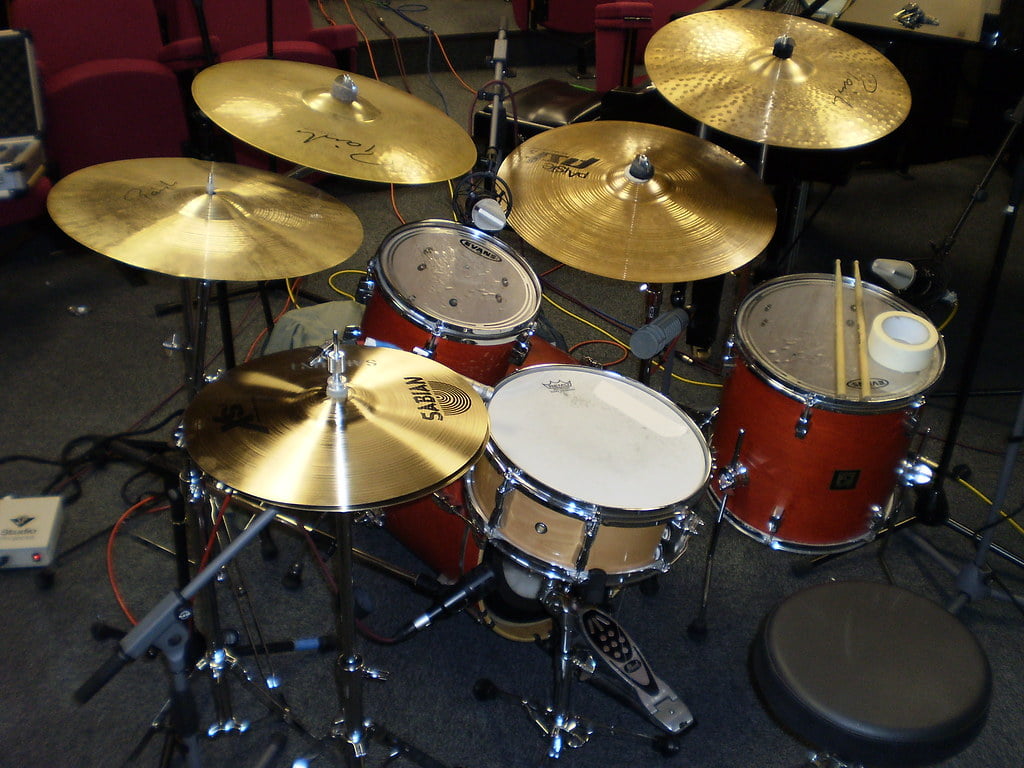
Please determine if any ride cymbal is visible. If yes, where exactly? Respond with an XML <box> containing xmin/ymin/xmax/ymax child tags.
<box><xmin>498</xmin><ymin>120</ymin><xmax>776</xmax><ymax>283</ymax></box>
<box><xmin>644</xmin><ymin>9</ymin><xmax>911</xmax><ymax>149</ymax></box>
<box><xmin>192</xmin><ymin>59</ymin><xmax>477</xmax><ymax>184</ymax></box>
<box><xmin>183</xmin><ymin>344</ymin><xmax>489</xmax><ymax>511</ymax></box>
<box><xmin>47</xmin><ymin>157</ymin><xmax>362</xmax><ymax>281</ymax></box>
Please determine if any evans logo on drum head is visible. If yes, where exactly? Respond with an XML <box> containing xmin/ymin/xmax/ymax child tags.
<box><xmin>459</xmin><ymin>238</ymin><xmax>502</xmax><ymax>262</ymax></box>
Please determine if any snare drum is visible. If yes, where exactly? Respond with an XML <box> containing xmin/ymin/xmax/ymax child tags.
<box><xmin>712</xmin><ymin>274</ymin><xmax>945</xmax><ymax>553</ymax></box>
<box><xmin>465</xmin><ymin>365</ymin><xmax>710</xmax><ymax>583</ymax></box>
<box><xmin>359</xmin><ymin>220</ymin><xmax>542</xmax><ymax>386</ymax></box>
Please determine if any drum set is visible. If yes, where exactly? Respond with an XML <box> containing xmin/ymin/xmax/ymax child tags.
<box><xmin>50</xmin><ymin>8</ymin><xmax>950</xmax><ymax>768</ymax></box>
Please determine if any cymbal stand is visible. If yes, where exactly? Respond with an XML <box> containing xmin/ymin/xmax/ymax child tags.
<box><xmin>323</xmin><ymin>510</ymin><xmax>453</xmax><ymax>768</ymax></box>
<box><xmin>688</xmin><ymin>429</ymin><xmax>746</xmax><ymax>639</ymax></box>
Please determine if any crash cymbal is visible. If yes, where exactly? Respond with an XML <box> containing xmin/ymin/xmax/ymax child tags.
<box><xmin>47</xmin><ymin>157</ymin><xmax>362</xmax><ymax>281</ymax></box>
<box><xmin>183</xmin><ymin>344</ymin><xmax>489</xmax><ymax>511</ymax></box>
<box><xmin>192</xmin><ymin>59</ymin><xmax>477</xmax><ymax>184</ymax></box>
<box><xmin>644</xmin><ymin>9</ymin><xmax>911</xmax><ymax>149</ymax></box>
<box><xmin>498</xmin><ymin>120</ymin><xmax>776</xmax><ymax>283</ymax></box>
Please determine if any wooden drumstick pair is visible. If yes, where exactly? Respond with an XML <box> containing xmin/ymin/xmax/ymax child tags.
<box><xmin>834</xmin><ymin>259</ymin><xmax>870</xmax><ymax>399</ymax></box>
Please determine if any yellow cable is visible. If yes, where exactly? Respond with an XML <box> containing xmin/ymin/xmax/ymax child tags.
<box><xmin>285</xmin><ymin>278</ymin><xmax>301</xmax><ymax>309</ymax></box>
<box><xmin>937</xmin><ymin>300</ymin><xmax>958</xmax><ymax>332</ymax></box>
<box><xmin>328</xmin><ymin>269</ymin><xmax>367</xmax><ymax>300</ymax></box>
<box><xmin>920</xmin><ymin>456</ymin><xmax>1024</xmax><ymax>538</ymax></box>
<box><xmin>540</xmin><ymin>294</ymin><xmax>721</xmax><ymax>388</ymax></box>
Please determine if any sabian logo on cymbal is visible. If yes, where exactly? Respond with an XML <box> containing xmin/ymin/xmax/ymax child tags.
<box><xmin>459</xmin><ymin>238</ymin><xmax>502</xmax><ymax>262</ymax></box>
<box><xmin>542</xmin><ymin>380</ymin><xmax>574</xmax><ymax>394</ymax></box>
<box><xmin>523</xmin><ymin>150</ymin><xmax>598</xmax><ymax>179</ymax></box>
<box><xmin>405</xmin><ymin>377</ymin><xmax>474</xmax><ymax>421</ymax></box>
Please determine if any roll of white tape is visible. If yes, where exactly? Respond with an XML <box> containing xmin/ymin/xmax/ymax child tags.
<box><xmin>867</xmin><ymin>311</ymin><xmax>939</xmax><ymax>373</ymax></box>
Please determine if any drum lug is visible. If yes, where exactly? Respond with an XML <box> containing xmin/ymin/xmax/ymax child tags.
<box><xmin>868</xmin><ymin>504</ymin><xmax>887</xmax><ymax>533</ymax></box>
<box><xmin>721</xmin><ymin>335</ymin><xmax>736</xmax><ymax>375</ymax></box>
<box><xmin>355</xmin><ymin>273</ymin><xmax>375</xmax><ymax>304</ymax></box>
<box><xmin>903</xmin><ymin>396</ymin><xmax>926</xmax><ymax>433</ymax></box>
<box><xmin>766</xmin><ymin>506</ymin><xmax>785</xmax><ymax>536</ymax></box>
<box><xmin>509</xmin><ymin>332</ymin><xmax>533</xmax><ymax>366</ymax></box>
<box><xmin>492</xmin><ymin>470</ymin><xmax>519</xmax><ymax>527</ymax></box>
<box><xmin>795</xmin><ymin>399</ymin><xmax>819</xmax><ymax>439</ymax></box>
<box><xmin>413</xmin><ymin>332</ymin><xmax>441</xmax><ymax>359</ymax></box>
<box><xmin>896</xmin><ymin>456</ymin><xmax>934</xmax><ymax>487</ymax></box>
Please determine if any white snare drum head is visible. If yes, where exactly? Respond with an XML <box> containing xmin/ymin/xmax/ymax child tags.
<box><xmin>487</xmin><ymin>366</ymin><xmax>711</xmax><ymax>511</ymax></box>
<box><xmin>376</xmin><ymin>220</ymin><xmax>541</xmax><ymax>337</ymax></box>
<box><xmin>736</xmin><ymin>274</ymin><xmax>945</xmax><ymax>407</ymax></box>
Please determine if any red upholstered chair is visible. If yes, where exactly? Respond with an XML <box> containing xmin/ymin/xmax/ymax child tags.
<box><xmin>163</xmin><ymin>0</ymin><xmax>358</xmax><ymax>70</ymax></box>
<box><xmin>594</xmin><ymin>2</ymin><xmax>653</xmax><ymax>93</ymax></box>
<box><xmin>8</xmin><ymin>0</ymin><xmax>197</xmax><ymax>176</ymax></box>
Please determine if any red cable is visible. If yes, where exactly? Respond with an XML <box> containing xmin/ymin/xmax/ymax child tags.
<box><xmin>106</xmin><ymin>496</ymin><xmax>166</xmax><ymax>625</ymax></box>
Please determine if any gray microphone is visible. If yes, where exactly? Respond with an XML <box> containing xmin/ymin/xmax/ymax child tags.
<box><xmin>629</xmin><ymin>308</ymin><xmax>689</xmax><ymax>359</ymax></box>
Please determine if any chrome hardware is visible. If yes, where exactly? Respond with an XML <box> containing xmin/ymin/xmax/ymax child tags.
<box><xmin>868</xmin><ymin>504</ymin><xmax>887</xmax><ymax>533</ymax></box>
<box><xmin>896</xmin><ymin>456</ymin><xmax>934</xmax><ymax>487</ymax></box>
<box><xmin>355</xmin><ymin>273</ymin><xmax>375</xmax><ymax>304</ymax></box>
<box><xmin>721</xmin><ymin>336</ymin><xmax>736</xmax><ymax>374</ymax></box>
<box><xmin>717</xmin><ymin>462</ymin><xmax>748</xmax><ymax>492</ymax></box>
<box><xmin>795</xmin><ymin>402</ymin><xmax>814</xmax><ymax>439</ymax></box>
<box><xmin>767</xmin><ymin>506</ymin><xmax>784</xmax><ymax>535</ymax></box>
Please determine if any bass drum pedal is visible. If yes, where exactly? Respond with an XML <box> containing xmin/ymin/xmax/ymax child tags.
<box><xmin>578</xmin><ymin>607</ymin><xmax>694</xmax><ymax>734</ymax></box>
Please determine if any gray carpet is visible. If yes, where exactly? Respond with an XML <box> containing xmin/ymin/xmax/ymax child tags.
<box><xmin>2</xmin><ymin>7</ymin><xmax>1024</xmax><ymax>768</ymax></box>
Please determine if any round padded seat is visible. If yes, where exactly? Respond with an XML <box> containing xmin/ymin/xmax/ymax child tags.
<box><xmin>751</xmin><ymin>581</ymin><xmax>991</xmax><ymax>767</ymax></box>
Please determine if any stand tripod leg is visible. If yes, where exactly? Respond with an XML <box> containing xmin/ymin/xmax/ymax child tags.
<box><xmin>689</xmin><ymin>428</ymin><xmax>746</xmax><ymax>638</ymax></box>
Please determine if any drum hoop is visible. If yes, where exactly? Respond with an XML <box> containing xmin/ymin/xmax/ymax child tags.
<box><xmin>713</xmin><ymin>487</ymin><xmax>897</xmax><ymax>555</ymax></box>
<box><xmin>733</xmin><ymin>274</ymin><xmax>945</xmax><ymax>413</ymax></box>
<box><xmin>372</xmin><ymin>219</ymin><xmax>542</xmax><ymax>343</ymax></box>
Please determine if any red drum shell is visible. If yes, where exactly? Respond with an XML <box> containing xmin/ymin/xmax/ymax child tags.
<box><xmin>712</xmin><ymin>354</ymin><xmax>911</xmax><ymax>551</ymax></box>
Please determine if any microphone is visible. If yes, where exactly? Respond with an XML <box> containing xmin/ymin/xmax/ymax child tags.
<box><xmin>394</xmin><ymin>563</ymin><xmax>496</xmax><ymax>641</ymax></box>
<box><xmin>870</xmin><ymin>258</ymin><xmax>949</xmax><ymax>308</ymax></box>
<box><xmin>452</xmin><ymin>172</ymin><xmax>512</xmax><ymax>232</ymax></box>
<box><xmin>629</xmin><ymin>308</ymin><xmax>690</xmax><ymax>360</ymax></box>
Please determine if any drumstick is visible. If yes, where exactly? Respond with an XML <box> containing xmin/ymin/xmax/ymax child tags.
<box><xmin>853</xmin><ymin>260</ymin><xmax>870</xmax><ymax>399</ymax></box>
<box><xmin>834</xmin><ymin>260</ymin><xmax>846</xmax><ymax>396</ymax></box>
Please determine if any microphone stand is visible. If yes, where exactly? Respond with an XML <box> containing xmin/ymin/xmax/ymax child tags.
<box><xmin>796</xmin><ymin>91</ymin><xmax>1024</xmax><ymax>610</ymax></box>
<box><xmin>908</xmin><ymin>91</ymin><xmax>1024</xmax><ymax>611</ymax></box>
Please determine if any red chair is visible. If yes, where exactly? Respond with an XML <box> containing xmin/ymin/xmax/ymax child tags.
<box><xmin>8</xmin><ymin>0</ymin><xmax>198</xmax><ymax>176</ymax></box>
<box><xmin>163</xmin><ymin>0</ymin><xmax>358</xmax><ymax>70</ymax></box>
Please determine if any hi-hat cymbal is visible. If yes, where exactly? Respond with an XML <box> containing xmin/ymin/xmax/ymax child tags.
<box><xmin>645</xmin><ymin>9</ymin><xmax>911</xmax><ymax>149</ymax></box>
<box><xmin>47</xmin><ymin>157</ymin><xmax>363</xmax><ymax>281</ymax></box>
<box><xmin>192</xmin><ymin>59</ymin><xmax>477</xmax><ymax>184</ymax></box>
<box><xmin>498</xmin><ymin>120</ymin><xmax>776</xmax><ymax>283</ymax></box>
<box><xmin>183</xmin><ymin>344</ymin><xmax>489</xmax><ymax>511</ymax></box>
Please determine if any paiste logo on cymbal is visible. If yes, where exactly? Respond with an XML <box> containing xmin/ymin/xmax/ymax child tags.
<box><xmin>404</xmin><ymin>377</ymin><xmax>474</xmax><ymax>421</ymax></box>
<box><xmin>521</xmin><ymin>149</ymin><xmax>599</xmax><ymax>178</ymax></box>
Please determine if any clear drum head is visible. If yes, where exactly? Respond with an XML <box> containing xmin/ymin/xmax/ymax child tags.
<box><xmin>375</xmin><ymin>219</ymin><xmax>541</xmax><ymax>341</ymax></box>
<box><xmin>735</xmin><ymin>274</ymin><xmax>945</xmax><ymax>410</ymax></box>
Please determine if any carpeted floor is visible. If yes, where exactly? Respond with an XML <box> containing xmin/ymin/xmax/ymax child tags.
<box><xmin>2</xmin><ymin>4</ymin><xmax>1024</xmax><ymax>768</ymax></box>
